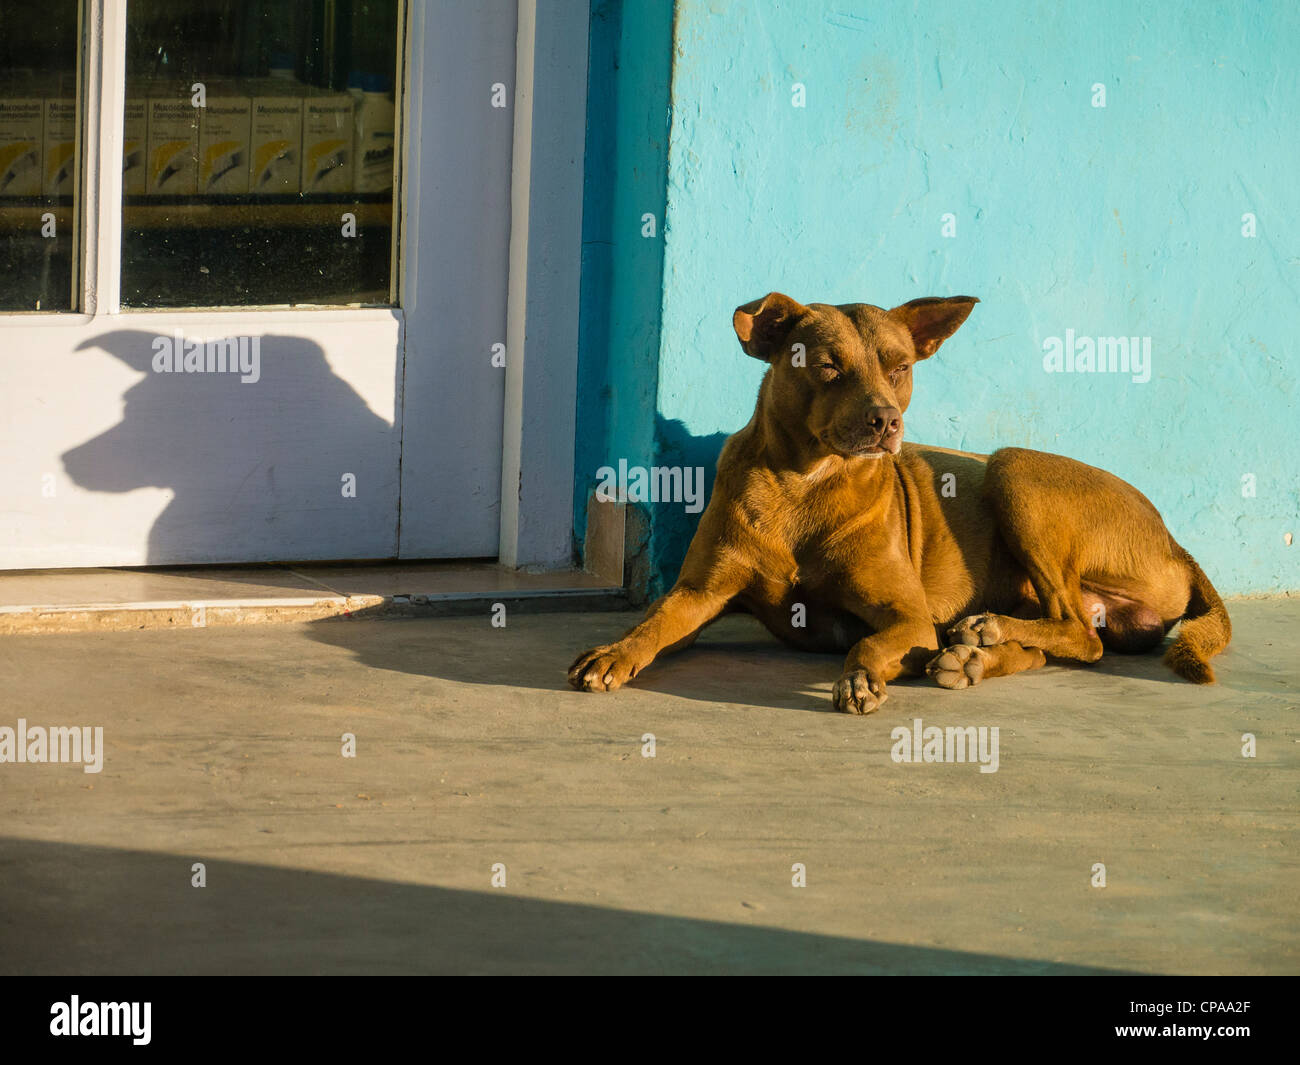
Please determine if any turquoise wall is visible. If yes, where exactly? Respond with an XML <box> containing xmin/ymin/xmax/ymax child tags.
<box><xmin>579</xmin><ymin>0</ymin><xmax>1299</xmax><ymax>598</ymax></box>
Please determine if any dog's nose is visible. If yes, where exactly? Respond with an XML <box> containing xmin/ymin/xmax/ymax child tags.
<box><xmin>866</xmin><ymin>406</ymin><xmax>902</xmax><ymax>437</ymax></box>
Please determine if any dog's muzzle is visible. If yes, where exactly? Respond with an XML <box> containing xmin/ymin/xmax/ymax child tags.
<box><xmin>832</xmin><ymin>405</ymin><xmax>903</xmax><ymax>457</ymax></box>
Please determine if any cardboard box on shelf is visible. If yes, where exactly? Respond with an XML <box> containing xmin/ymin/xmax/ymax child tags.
<box><xmin>146</xmin><ymin>96</ymin><xmax>199</xmax><ymax>195</ymax></box>
<box><xmin>0</xmin><ymin>96</ymin><xmax>44</xmax><ymax>196</ymax></box>
<box><xmin>123</xmin><ymin>95</ymin><xmax>148</xmax><ymax>195</ymax></box>
<box><xmin>352</xmin><ymin>81</ymin><xmax>394</xmax><ymax>194</ymax></box>
<box><xmin>41</xmin><ymin>97</ymin><xmax>75</xmax><ymax>195</ymax></box>
<box><xmin>301</xmin><ymin>91</ymin><xmax>353</xmax><ymax>194</ymax></box>
<box><xmin>249</xmin><ymin>95</ymin><xmax>303</xmax><ymax>194</ymax></box>
<box><xmin>198</xmin><ymin>90</ymin><xmax>252</xmax><ymax>194</ymax></box>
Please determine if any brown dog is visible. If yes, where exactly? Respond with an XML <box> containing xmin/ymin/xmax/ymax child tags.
<box><xmin>569</xmin><ymin>292</ymin><xmax>1231</xmax><ymax>713</ymax></box>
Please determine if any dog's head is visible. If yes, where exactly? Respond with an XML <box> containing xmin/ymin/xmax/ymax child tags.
<box><xmin>733</xmin><ymin>292</ymin><xmax>977</xmax><ymax>459</ymax></box>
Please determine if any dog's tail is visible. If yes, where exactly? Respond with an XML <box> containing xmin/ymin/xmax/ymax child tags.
<box><xmin>1163</xmin><ymin>544</ymin><xmax>1231</xmax><ymax>684</ymax></box>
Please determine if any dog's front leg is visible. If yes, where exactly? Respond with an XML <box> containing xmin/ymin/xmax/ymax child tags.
<box><xmin>833</xmin><ymin>598</ymin><xmax>938</xmax><ymax>715</ymax></box>
<box><xmin>569</xmin><ymin>502</ymin><xmax>753</xmax><ymax>693</ymax></box>
<box><xmin>568</xmin><ymin>582</ymin><xmax>739</xmax><ymax>692</ymax></box>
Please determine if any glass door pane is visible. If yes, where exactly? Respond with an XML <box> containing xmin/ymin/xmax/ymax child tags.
<box><xmin>120</xmin><ymin>0</ymin><xmax>399</xmax><ymax>308</ymax></box>
<box><xmin>0</xmin><ymin>0</ymin><xmax>79</xmax><ymax>311</ymax></box>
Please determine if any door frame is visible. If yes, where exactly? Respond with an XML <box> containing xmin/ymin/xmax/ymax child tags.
<box><xmin>497</xmin><ymin>0</ymin><xmax>588</xmax><ymax>569</ymax></box>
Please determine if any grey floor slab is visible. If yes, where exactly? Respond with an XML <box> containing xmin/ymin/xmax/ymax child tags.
<box><xmin>0</xmin><ymin>598</ymin><xmax>1296</xmax><ymax>974</ymax></box>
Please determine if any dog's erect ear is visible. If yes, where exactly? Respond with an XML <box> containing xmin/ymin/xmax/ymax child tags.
<box><xmin>732</xmin><ymin>292</ymin><xmax>810</xmax><ymax>362</ymax></box>
<box><xmin>889</xmin><ymin>296</ymin><xmax>979</xmax><ymax>359</ymax></box>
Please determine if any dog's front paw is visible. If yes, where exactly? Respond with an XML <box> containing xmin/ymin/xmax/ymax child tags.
<box><xmin>568</xmin><ymin>645</ymin><xmax>640</xmax><ymax>693</ymax></box>
<box><xmin>926</xmin><ymin>644</ymin><xmax>989</xmax><ymax>690</ymax></box>
<box><xmin>833</xmin><ymin>669</ymin><xmax>888</xmax><ymax>715</ymax></box>
<box><xmin>946</xmin><ymin>613</ymin><xmax>1004</xmax><ymax>647</ymax></box>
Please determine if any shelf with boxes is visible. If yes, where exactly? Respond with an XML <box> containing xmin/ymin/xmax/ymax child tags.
<box><xmin>128</xmin><ymin>76</ymin><xmax>395</xmax><ymax>199</ymax></box>
<box><xmin>1</xmin><ymin>73</ymin><xmax>396</xmax><ymax>210</ymax></box>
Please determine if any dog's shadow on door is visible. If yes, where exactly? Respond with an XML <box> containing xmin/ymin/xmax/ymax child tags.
<box><xmin>60</xmin><ymin>328</ymin><xmax>398</xmax><ymax>565</ymax></box>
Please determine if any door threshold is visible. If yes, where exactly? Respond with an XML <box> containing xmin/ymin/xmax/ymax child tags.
<box><xmin>0</xmin><ymin>561</ymin><xmax>625</xmax><ymax>635</ymax></box>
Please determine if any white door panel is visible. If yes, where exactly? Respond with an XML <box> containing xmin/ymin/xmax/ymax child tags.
<box><xmin>0</xmin><ymin>311</ymin><xmax>402</xmax><ymax>567</ymax></box>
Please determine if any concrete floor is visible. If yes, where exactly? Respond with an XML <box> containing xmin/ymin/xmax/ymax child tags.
<box><xmin>1</xmin><ymin>598</ymin><xmax>1297</xmax><ymax>974</ymax></box>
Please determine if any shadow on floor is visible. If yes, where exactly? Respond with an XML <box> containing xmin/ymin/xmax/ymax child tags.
<box><xmin>0</xmin><ymin>837</ymin><xmax>1125</xmax><ymax>975</ymax></box>
<box><xmin>306</xmin><ymin>609</ymin><xmax>853</xmax><ymax>712</ymax></box>
<box><xmin>303</xmin><ymin>604</ymin><xmax>1224</xmax><ymax>714</ymax></box>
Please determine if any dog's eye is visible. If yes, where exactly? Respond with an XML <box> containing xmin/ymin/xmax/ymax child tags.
<box><xmin>814</xmin><ymin>363</ymin><xmax>841</xmax><ymax>381</ymax></box>
<box><xmin>889</xmin><ymin>364</ymin><xmax>910</xmax><ymax>383</ymax></box>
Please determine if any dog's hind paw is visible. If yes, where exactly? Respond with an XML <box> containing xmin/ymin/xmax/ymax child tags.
<box><xmin>926</xmin><ymin>644</ymin><xmax>989</xmax><ymax>690</ymax></box>
<box><xmin>833</xmin><ymin>669</ymin><xmax>888</xmax><ymax>715</ymax></box>
<box><xmin>946</xmin><ymin>613</ymin><xmax>1004</xmax><ymax>647</ymax></box>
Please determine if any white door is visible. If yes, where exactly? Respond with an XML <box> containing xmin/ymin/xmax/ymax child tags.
<box><xmin>0</xmin><ymin>0</ymin><xmax>514</xmax><ymax>568</ymax></box>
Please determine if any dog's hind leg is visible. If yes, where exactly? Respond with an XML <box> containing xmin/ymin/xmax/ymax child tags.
<box><xmin>926</xmin><ymin>640</ymin><xmax>1047</xmax><ymax>689</ymax></box>
<box><xmin>944</xmin><ymin>557</ymin><xmax>1104</xmax><ymax>664</ymax></box>
<box><xmin>943</xmin><ymin>450</ymin><xmax>1108</xmax><ymax>664</ymax></box>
